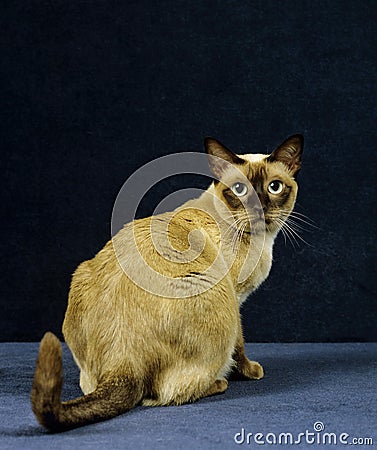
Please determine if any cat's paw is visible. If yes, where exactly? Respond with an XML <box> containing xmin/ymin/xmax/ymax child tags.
<box><xmin>237</xmin><ymin>359</ymin><xmax>264</xmax><ymax>380</ymax></box>
<box><xmin>203</xmin><ymin>378</ymin><xmax>228</xmax><ymax>398</ymax></box>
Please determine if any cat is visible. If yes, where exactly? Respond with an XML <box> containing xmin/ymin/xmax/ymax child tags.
<box><xmin>31</xmin><ymin>134</ymin><xmax>303</xmax><ymax>431</ymax></box>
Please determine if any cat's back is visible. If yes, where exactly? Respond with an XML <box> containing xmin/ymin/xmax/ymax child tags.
<box><xmin>67</xmin><ymin>208</ymin><xmax>225</xmax><ymax>311</ymax></box>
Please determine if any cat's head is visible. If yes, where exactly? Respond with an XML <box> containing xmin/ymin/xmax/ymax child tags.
<box><xmin>205</xmin><ymin>135</ymin><xmax>303</xmax><ymax>235</ymax></box>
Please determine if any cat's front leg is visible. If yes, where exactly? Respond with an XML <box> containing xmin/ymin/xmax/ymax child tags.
<box><xmin>231</xmin><ymin>323</ymin><xmax>264</xmax><ymax>380</ymax></box>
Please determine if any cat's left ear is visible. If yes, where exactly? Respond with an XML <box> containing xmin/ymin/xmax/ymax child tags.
<box><xmin>204</xmin><ymin>137</ymin><xmax>245</xmax><ymax>179</ymax></box>
<box><xmin>268</xmin><ymin>134</ymin><xmax>304</xmax><ymax>178</ymax></box>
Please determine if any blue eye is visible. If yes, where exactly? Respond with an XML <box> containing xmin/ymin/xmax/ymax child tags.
<box><xmin>268</xmin><ymin>180</ymin><xmax>284</xmax><ymax>194</ymax></box>
<box><xmin>231</xmin><ymin>182</ymin><xmax>248</xmax><ymax>197</ymax></box>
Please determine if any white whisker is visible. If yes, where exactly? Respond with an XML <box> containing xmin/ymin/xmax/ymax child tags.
<box><xmin>280</xmin><ymin>210</ymin><xmax>318</xmax><ymax>228</ymax></box>
<box><xmin>282</xmin><ymin>220</ymin><xmax>313</xmax><ymax>247</ymax></box>
<box><xmin>275</xmin><ymin>218</ymin><xmax>298</xmax><ymax>248</ymax></box>
<box><xmin>284</xmin><ymin>217</ymin><xmax>310</xmax><ymax>232</ymax></box>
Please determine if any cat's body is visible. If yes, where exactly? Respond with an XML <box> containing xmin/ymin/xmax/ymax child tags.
<box><xmin>31</xmin><ymin>135</ymin><xmax>303</xmax><ymax>431</ymax></box>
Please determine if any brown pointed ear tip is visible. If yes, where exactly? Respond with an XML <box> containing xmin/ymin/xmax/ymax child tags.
<box><xmin>204</xmin><ymin>136</ymin><xmax>216</xmax><ymax>148</ymax></box>
<box><xmin>204</xmin><ymin>137</ymin><xmax>224</xmax><ymax>155</ymax></box>
<box><xmin>289</xmin><ymin>134</ymin><xmax>304</xmax><ymax>148</ymax></box>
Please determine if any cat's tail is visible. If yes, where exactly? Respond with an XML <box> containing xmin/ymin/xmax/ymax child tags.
<box><xmin>30</xmin><ymin>332</ymin><xmax>143</xmax><ymax>432</ymax></box>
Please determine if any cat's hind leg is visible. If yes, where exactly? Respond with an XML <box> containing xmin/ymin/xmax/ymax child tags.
<box><xmin>202</xmin><ymin>378</ymin><xmax>228</xmax><ymax>398</ymax></box>
<box><xmin>70</xmin><ymin>353</ymin><xmax>97</xmax><ymax>394</ymax></box>
<box><xmin>79</xmin><ymin>369</ymin><xmax>97</xmax><ymax>395</ymax></box>
<box><xmin>142</xmin><ymin>363</ymin><xmax>224</xmax><ymax>407</ymax></box>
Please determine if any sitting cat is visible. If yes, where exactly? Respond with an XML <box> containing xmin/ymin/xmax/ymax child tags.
<box><xmin>31</xmin><ymin>134</ymin><xmax>303</xmax><ymax>431</ymax></box>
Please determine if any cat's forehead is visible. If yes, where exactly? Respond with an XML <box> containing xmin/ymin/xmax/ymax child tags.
<box><xmin>239</xmin><ymin>153</ymin><xmax>268</xmax><ymax>164</ymax></box>
<box><xmin>217</xmin><ymin>152</ymin><xmax>269</xmax><ymax>185</ymax></box>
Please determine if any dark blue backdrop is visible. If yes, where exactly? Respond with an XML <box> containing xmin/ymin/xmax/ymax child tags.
<box><xmin>1</xmin><ymin>1</ymin><xmax>376</xmax><ymax>342</ymax></box>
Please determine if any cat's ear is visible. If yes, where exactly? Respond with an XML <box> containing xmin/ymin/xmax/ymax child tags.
<box><xmin>267</xmin><ymin>134</ymin><xmax>304</xmax><ymax>178</ymax></box>
<box><xmin>204</xmin><ymin>137</ymin><xmax>245</xmax><ymax>178</ymax></box>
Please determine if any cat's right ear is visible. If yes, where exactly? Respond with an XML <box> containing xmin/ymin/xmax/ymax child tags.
<box><xmin>204</xmin><ymin>138</ymin><xmax>245</xmax><ymax>179</ymax></box>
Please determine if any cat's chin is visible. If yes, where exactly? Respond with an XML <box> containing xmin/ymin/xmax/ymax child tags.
<box><xmin>245</xmin><ymin>221</ymin><xmax>266</xmax><ymax>235</ymax></box>
<box><xmin>265</xmin><ymin>222</ymin><xmax>281</xmax><ymax>235</ymax></box>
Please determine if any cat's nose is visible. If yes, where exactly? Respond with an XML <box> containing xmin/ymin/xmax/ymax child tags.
<box><xmin>253</xmin><ymin>206</ymin><xmax>264</xmax><ymax>219</ymax></box>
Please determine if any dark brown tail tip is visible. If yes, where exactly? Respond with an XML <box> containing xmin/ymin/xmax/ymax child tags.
<box><xmin>40</xmin><ymin>331</ymin><xmax>61</xmax><ymax>350</ymax></box>
<box><xmin>36</xmin><ymin>332</ymin><xmax>62</xmax><ymax>380</ymax></box>
<box><xmin>31</xmin><ymin>332</ymin><xmax>63</xmax><ymax>431</ymax></box>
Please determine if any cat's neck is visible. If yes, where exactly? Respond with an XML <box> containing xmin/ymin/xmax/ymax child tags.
<box><xmin>176</xmin><ymin>183</ymin><xmax>276</xmax><ymax>297</ymax></box>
